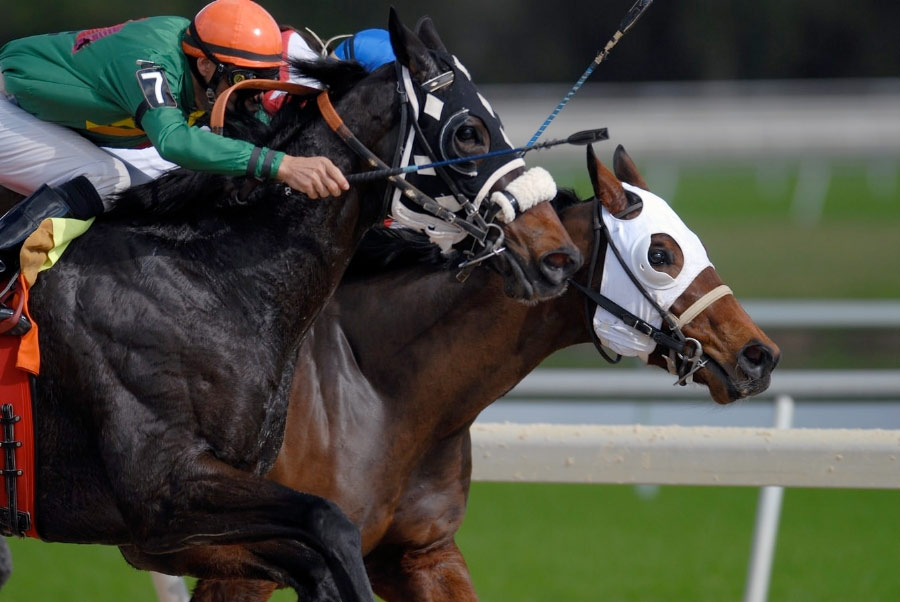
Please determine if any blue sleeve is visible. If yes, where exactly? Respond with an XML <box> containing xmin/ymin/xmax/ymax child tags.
<box><xmin>333</xmin><ymin>29</ymin><xmax>395</xmax><ymax>72</ymax></box>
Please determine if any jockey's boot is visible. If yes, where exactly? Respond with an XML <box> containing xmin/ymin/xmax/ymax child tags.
<box><xmin>0</xmin><ymin>175</ymin><xmax>104</xmax><ymax>277</ymax></box>
<box><xmin>0</xmin><ymin>176</ymin><xmax>103</xmax><ymax>335</ymax></box>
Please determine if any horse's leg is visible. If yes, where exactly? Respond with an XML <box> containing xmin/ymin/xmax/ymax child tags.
<box><xmin>109</xmin><ymin>450</ymin><xmax>373</xmax><ymax>602</ymax></box>
<box><xmin>172</xmin><ymin>540</ymin><xmax>479</xmax><ymax>602</ymax></box>
<box><xmin>363</xmin><ymin>433</ymin><xmax>479</xmax><ymax>602</ymax></box>
<box><xmin>122</xmin><ymin>546</ymin><xmax>324</xmax><ymax>602</ymax></box>
<box><xmin>190</xmin><ymin>579</ymin><xmax>278</xmax><ymax>602</ymax></box>
<box><xmin>365</xmin><ymin>540</ymin><xmax>478</xmax><ymax>602</ymax></box>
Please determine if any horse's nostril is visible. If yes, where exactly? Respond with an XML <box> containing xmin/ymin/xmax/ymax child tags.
<box><xmin>544</xmin><ymin>252</ymin><xmax>572</xmax><ymax>270</ymax></box>
<box><xmin>738</xmin><ymin>342</ymin><xmax>777</xmax><ymax>380</ymax></box>
<box><xmin>540</xmin><ymin>249</ymin><xmax>582</xmax><ymax>284</ymax></box>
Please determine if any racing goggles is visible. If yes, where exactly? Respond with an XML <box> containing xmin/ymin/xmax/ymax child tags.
<box><xmin>226</xmin><ymin>66</ymin><xmax>280</xmax><ymax>86</ymax></box>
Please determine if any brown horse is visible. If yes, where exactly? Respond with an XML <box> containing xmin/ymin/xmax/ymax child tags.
<box><xmin>186</xmin><ymin>145</ymin><xmax>779</xmax><ymax>601</ymax></box>
<box><xmin>1</xmin><ymin>11</ymin><xmax>581</xmax><ymax>602</ymax></box>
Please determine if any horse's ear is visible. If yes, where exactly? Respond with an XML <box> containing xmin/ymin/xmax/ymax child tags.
<box><xmin>415</xmin><ymin>16</ymin><xmax>448</xmax><ymax>54</ymax></box>
<box><xmin>388</xmin><ymin>7</ymin><xmax>439</xmax><ymax>81</ymax></box>
<box><xmin>587</xmin><ymin>144</ymin><xmax>629</xmax><ymax>216</ymax></box>
<box><xmin>612</xmin><ymin>144</ymin><xmax>649</xmax><ymax>190</ymax></box>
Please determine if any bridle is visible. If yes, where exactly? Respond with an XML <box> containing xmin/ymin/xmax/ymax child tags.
<box><xmin>568</xmin><ymin>194</ymin><xmax>732</xmax><ymax>386</ymax></box>
<box><xmin>211</xmin><ymin>61</ymin><xmax>519</xmax><ymax>269</ymax></box>
<box><xmin>315</xmin><ymin>90</ymin><xmax>489</xmax><ymax>236</ymax></box>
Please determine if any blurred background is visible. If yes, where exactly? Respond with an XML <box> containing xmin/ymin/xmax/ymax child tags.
<box><xmin>4</xmin><ymin>0</ymin><xmax>900</xmax><ymax>82</ymax></box>
<box><xmin>3</xmin><ymin>1</ymin><xmax>899</xmax><ymax>601</ymax></box>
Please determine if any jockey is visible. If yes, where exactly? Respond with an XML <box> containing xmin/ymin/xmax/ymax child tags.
<box><xmin>103</xmin><ymin>27</ymin><xmax>399</xmax><ymax>190</ymax></box>
<box><xmin>0</xmin><ymin>0</ymin><xmax>348</xmax><ymax>276</ymax></box>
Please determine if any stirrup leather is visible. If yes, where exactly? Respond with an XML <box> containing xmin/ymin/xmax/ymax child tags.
<box><xmin>0</xmin><ymin>275</ymin><xmax>31</xmax><ymax>337</ymax></box>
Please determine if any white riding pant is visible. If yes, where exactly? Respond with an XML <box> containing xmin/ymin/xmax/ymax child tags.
<box><xmin>0</xmin><ymin>71</ymin><xmax>136</xmax><ymax>207</ymax></box>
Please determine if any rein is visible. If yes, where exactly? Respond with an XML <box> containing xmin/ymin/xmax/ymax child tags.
<box><xmin>569</xmin><ymin>195</ymin><xmax>732</xmax><ymax>385</ymax></box>
<box><xmin>209</xmin><ymin>78</ymin><xmax>496</xmax><ymax>243</ymax></box>
<box><xmin>527</xmin><ymin>0</ymin><xmax>654</xmax><ymax>145</ymax></box>
<box><xmin>210</xmin><ymin>79</ymin><xmax>314</xmax><ymax>134</ymax></box>
<box><xmin>315</xmin><ymin>91</ymin><xmax>491</xmax><ymax>242</ymax></box>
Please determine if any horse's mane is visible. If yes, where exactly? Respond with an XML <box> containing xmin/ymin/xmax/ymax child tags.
<box><xmin>344</xmin><ymin>226</ymin><xmax>459</xmax><ymax>278</ymax></box>
<box><xmin>106</xmin><ymin>58</ymin><xmax>369</xmax><ymax>221</ymax></box>
<box><xmin>345</xmin><ymin>189</ymin><xmax>582</xmax><ymax>278</ymax></box>
<box><xmin>552</xmin><ymin>188</ymin><xmax>583</xmax><ymax>212</ymax></box>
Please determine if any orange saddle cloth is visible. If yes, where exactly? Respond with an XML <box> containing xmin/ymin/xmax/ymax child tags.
<box><xmin>0</xmin><ymin>275</ymin><xmax>38</xmax><ymax>537</ymax></box>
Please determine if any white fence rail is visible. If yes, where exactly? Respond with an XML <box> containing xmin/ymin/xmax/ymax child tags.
<box><xmin>486</xmin><ymin>79</ymin><xmax>900</xmax><ymax>161</ymax></box>
<box><xmin>501</xmin><ymin>368</ymin><xmax>900</xmax><ymax>400</ymax></box>
<box><xmin>741</xmin><ymin>299</ymin><xmax>900</xmax><ymax>328</ymax></box>
<box><xmin>475</xmin><ymin>368</ymin><xmax>900</xmax><ymax>602</ymax></box>
<box><xmin>470</xmin><ymin>421</ymin><xmax>900</xmax><ymax>489</ymax></box>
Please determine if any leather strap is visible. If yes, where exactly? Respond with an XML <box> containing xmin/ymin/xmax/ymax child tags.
<box><xmin>316</xmin><ymin>89</ymin><xmax>348</xmax><ymax>135</ymax></box>
<box><xmin>673</xmin><ymin>284</ymin><xmax>733</xmax><ymax>329</ymax></box>
<box><xmin>0</xmin><ymin>281</ymin><xmax>25</xmax><ymax>336</ymax></box>
<box><xmin>210</xmin><ymin>80</ymin><xmax>316</xmax><ymax>134</ymax></box>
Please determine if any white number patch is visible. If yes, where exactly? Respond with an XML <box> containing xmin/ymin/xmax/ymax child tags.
<box><xmin>136</xmin><ymin>68</ymin><xmax>177</xmax><ymax>108</ymax></box>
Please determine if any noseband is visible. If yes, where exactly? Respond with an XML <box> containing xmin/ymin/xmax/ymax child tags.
<box><xmin>568</xmin><ymin>195</ymin><xmax>732</xmax><ymax>385</ymax></box>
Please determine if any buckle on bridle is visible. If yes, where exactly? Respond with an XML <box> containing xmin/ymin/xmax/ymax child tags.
<box><xmin>632</xmin><ymin>320</ymin><xmax>655</xmax><ymax>337</ymax></box>
<box><xmin>421</xmin><ymin>71</ymin><xmax>455</xmax><ymax>93</ymax></box>
<box><xmin>669</xmin><ymin>337</ymin><xmax>707</xmax><ymax>386</ymax></box>
<box><xmin>456</xmin><ymin>223</ymin><xmax>507</xmax><ymax>281</ymax></box>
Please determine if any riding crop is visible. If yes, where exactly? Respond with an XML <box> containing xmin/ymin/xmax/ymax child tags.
<box><xmin>526</xmin><ymin>0</ymin><xmax>654</xmax><ymax>146</ymax></box>
<box><xmin>345</xmin><ymin>127</ymin><xmax>609</xmax><ymax>183</ymax></box>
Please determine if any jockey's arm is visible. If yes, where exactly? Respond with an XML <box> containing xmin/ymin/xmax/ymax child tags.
<box><xmin>139</xmin><ymin>105</ymin><xmax>282</xmax><ymax>178</ymax></box>
<box><xmin>108</xmin><ymin>46</ymin><xmax>346</xmax><ymax>197</ymax></box>
<box><xmin>140</xmin><ymin>106</ymin><xmax>347</xmax><ymax>198</ymax></box>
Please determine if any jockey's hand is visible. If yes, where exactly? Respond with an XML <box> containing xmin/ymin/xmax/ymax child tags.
<box><xmin>277</xmin><ymin>155</ymin><xmax>349</xmax><ymax>199</ymax></box>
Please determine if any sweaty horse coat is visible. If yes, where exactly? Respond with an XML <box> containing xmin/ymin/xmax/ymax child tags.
<box><xmin>12</xmin><ymin>11</ymin><xmax>580</xmax><ymax>602</ymax></box>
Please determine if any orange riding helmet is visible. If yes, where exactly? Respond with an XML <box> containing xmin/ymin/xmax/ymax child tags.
<box><xmin>182</xmin><ymin>0</ymin><xmax>282</xmax><ymax>69</ymax></box>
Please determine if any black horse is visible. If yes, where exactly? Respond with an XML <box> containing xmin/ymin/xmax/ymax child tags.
<box><xmin>6</xmin><ymin>11</ymin><xmax>580</xmax><ymax>601</ymax></box>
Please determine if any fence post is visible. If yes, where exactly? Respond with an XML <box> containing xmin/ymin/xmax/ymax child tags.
<box><xmin>742</xmin><ymin>394</ymin><xmax>795</xmax><ymax>602</ymax></box>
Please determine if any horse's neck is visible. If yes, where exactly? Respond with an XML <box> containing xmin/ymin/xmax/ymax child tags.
<box><xmin>241</xmin><ymin>74</ymin><xmax>400</xmax><ymax>345</ymax></box>
<box><xmin>334</xmin><ymin>266</ymin><xmax>585</xmax><ymax>435</ymax></box>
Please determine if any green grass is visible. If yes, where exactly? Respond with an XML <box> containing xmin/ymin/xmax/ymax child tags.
<box><xmin>2</xmin><ymin>538</ymin><xmax>157</xmax><ymax>602</ymax></box>
<box><xmin>5</xmin><ymin>485</ymin><xmax>899</xmax><ymax>601</ymax></box>
<box><xmin>457</xmin><ymin>484</ymin><xmax>900</xmax><ymax>602</ymax></box>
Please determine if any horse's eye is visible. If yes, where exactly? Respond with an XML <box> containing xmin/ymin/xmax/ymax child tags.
<box><xmin>648</xmin><ymin>248</ymin><xmax>672</xmax><ymax>266</ymax></box>
<box><xmin>456</xmin><ymin>125</ymin><xmax>479</xmax><ymax>144</ymax></box>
